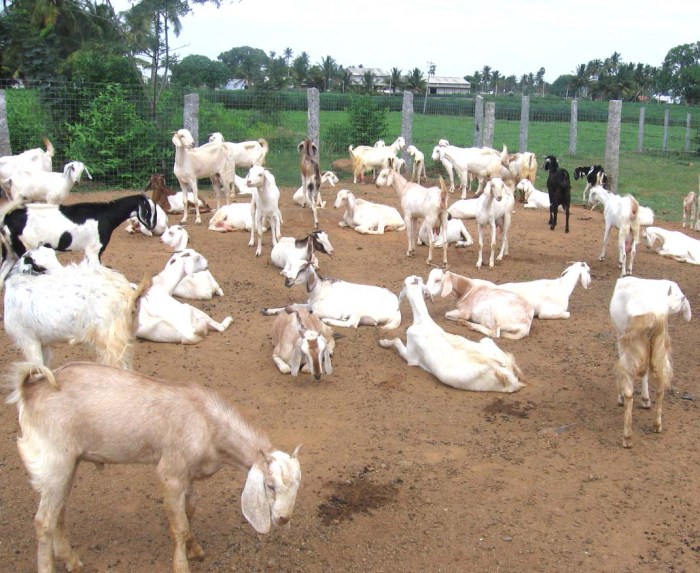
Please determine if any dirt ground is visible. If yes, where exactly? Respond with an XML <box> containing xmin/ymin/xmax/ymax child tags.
<box><xmin>0</xmin><ymin>178</ymin><xmax>698</xmax><ymax>573</ymax></box>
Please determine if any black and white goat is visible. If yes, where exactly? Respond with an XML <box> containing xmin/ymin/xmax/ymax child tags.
<box><xmin>574</xmin><ymin>164</ymin><xmax>607</xmax><ymax>204</ymax></box>
<box><xmin>543</xmin><ymin>155</ymin><xmax>571</xmax><ymax>233</ymax></box>
<box><xmin>0</xmin><ymin>194</ymin><xmax>157</xmax><ymax>282</ymax></box>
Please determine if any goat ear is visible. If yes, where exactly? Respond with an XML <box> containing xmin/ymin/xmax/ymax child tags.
<box><xmin>441</xmin><ymin>272</ymin><xmax>453</xmax><ymax>297</ymax></box>
<box><xmin>306</xmin><ymin>266</ymin><xmax>317</xmax><ymax>293</ymax></box>
<box><xmin>290</xmin><ymin>339</ymin><xmax>304</xmax><ymax>376</ymax></box>
<box><xmin>292</xmin><ymin>444</ymin><xmax>302</xmax><ymax>458</ymax></box>
<box><xmin>297</xmin><ymin>141</ymin><xmax>304</xmax><ymax>153</ymax></box>
<box><xmin>241</xmin><ymin>464</ymin><xmax>272</xmax><ymax>534</ymax></box>
<box><xmin>322</xmin><ymin>344</ymin><xmax>333</xmax><ymax>375</ymax></box>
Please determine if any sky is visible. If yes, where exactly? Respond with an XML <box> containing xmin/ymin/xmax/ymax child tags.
<box><xmin>114</xmin><ymin>0</ymin><xmax>699</xmax><ymax>82</ymax></box>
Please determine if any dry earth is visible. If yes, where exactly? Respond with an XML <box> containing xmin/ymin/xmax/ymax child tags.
<box><xmin>0</xmin><ymin>179</ymin><xmax>698</xmax><ymax>573</ymax></box>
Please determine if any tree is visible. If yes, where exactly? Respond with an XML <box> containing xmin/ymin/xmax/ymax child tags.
<box><xmin>405</xmin><ymin>68</ymin><xmax>425</xmax><ymax>93</ymax></box>
<box><xmin>361</xmin><ymin>70</ymin><xmax>376</xmax><ymax>93</ymax></box>
<box><xmin>171</xmin><ymin>54</ymin><xmax>231</xmax><ymax>88</ymax></box>
<box><xmin>491</xmin><ymin>70</ymin><xmax>501</xmax><ymax>95</ymax></box>
<box><xmin>481</xmin><ymin>65</ymin><xmax>491</xmax><ymax>92</ymax></box>
<box><xmin>319</xmin><ymin>55</ymin><xmax>337</xmax><ymax>92</ymax></box>
<box><xmin>470</xmin><ymin>71</ymin><xmax>482</xmax><ymax>94</ymax></box>
<box><xmin>570</xmin><ymin>63</ymin><xmax>589</xmax><ymax>99</ymax></box>
<box><xmin>535</xmin><ymin>67</ymin><xmax>546</xmax><ymax>96</ymax></box>
<box><xmin>217</xmin><ymin>45</ymin><xmax>269</xmax><ymax>87</ymax></box>
<box><xmin>291</xmin><ymin>51</ymin><xmax>310</xmax><ymax>87</ymax></box>
<box><xmin>390</xmin><ymin>67</ymin><xmax>403</xmax><ymax>94</ymax></box>
<box><xmin>659</xmin><ymin>42</ymin><xmax>700</xmax><ymax>104</ymax></box>
<box><xmin>283</xmin><ymin>47</ymin><xmax>293</xmax><ymax>67</ymax></box>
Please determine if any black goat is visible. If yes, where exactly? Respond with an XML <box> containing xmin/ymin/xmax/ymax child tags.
<box><xmin>574</xmin><ymin>165</ymin><xmax>608</xmax><ymax>203</ymax></box>
<box><xmin>543</xmin><ymin>156</ymin><xmax>571</xmax><ymax>233</ymax></box>
<box><xmin>0</xmin><ymin>193</ymin><xmax>156</xmax><ymax>282</ymax></box>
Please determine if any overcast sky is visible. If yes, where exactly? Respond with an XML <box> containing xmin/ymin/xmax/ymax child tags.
<box><xmin>114</xmin><ymin>0</ymin><xmax>699</xmax><ymax>81</ymax></box>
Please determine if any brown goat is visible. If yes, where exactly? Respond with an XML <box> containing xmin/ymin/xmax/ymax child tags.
<box><xmin>297</xmin><ymin>140</ymin><xmax>322</xmax><ymax>228</ymax></box>
<box><xmin>145</xmin><ymin>174</ymin><xmax>211</xmax><ymax>214</ymax></box>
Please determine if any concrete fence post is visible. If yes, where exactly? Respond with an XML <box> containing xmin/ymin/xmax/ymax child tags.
<box><xmin>519</xmin><ymin>95</ymin><xmax>529</xmax><ymax>152</ymax></box>
<box><xmin>569</xmin><ymin>100</ymin><xmax>578</xmax><ymax>156</ymax></box>
<box><xmin>0</xmin><ymin>90</ymin><xmax>11</xmax><ymax>157</ymax></box>
<box><xmin>605</xmin><ymin>100</ymin><xmax>622</xmax><ymax>193</ymax></box>
<box><xmin>483</xmin><ymin>102</ymin><xmax>495</xmax><ymax>149</ymax></box>
<box><xmin>306</xmin><ymin>88</ymin><xmax>320</xmax><ymax>147</ymax></box>
<box><xmin>184</xmin><ymin>93</ymin><xmax>199</xmax><ymax>144</ymax></box>
<box><xmin>662</xmin><ymin>109</ymin><xmax>670</xmax><ymax>152</ymax></box>
<box><xmin>473</xmin><ymin>95</ymin><xmax>484</xmax><ymax>147</ymax></box>
<box><xmin>685</xmin><ymin>113</ymin><xmax>691</xmax><ymax>153</ymax></box>
<box><xmin>637</xmin><ymin>107</ymin><xmax>645</xmax><ymax>152</ymax></box>
<box><xmin>401</xmin><ymin>91</ymin><xmax>414</xmax><ymax>166</ymax></box>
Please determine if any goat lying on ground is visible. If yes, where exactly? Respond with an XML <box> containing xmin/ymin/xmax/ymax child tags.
<box><xmin>125</xmin><ymin>200</ymin><xmax>168</xmax><ymax>236</ymax></box>
<box><xmin>543</xmin><ymin>155</ymin><xmax>571</xmax><ymax>232</ymax></box>
<box><xmin>0</xmin><ymin>138</ymin><xmax>54</xmax><ymax>183</ymax></box>
<box><xmin>574</xmin><ymin>164</ymin><xmax>607</xmax><ymax>203</ymax></box>
<box><xmin>293</xmin><ymin>171</ymin><xmax>339</xmax><ymax>208</ymax></box>
<box><xmin>379</xmin><ymin>275</ymin><xmax>525</xmax><ymax>392</ymax></box>
<box><xmin>270</xmin><ymin>230</ymin><xmax>334</xmax><ymax>273</ymax></box>
<box><xmin>146</xmin><ymin>173</ymin><xmax>211</xmax><ymax>214</ymax></box>
<box><xmin>515</xmin><ymin>179</ymin><xmax>563</xmax><ymax>210</ymax></box>
<box><xmin>334</xmin><ymin>189</ymin><xmax>406</xmax><ymax>234</ymax></box>
<box><xmin>643</xmin><ymin>226</ymin><xmax>700</xmax><ymax>264</ymax></box>
<box><xmin>6</xmin><ymin>361</ymin><xmax>301</xmax><ymax>573</ymax></box>
<box><xmin>417</xmin><ymin>216</ymin><xmax>473</xmax><ymax>248</ymax></box>
<box><xmin>1</xmin><ymin>161</ymin><xmax>91</xmax><ymax>205</ymax></box>
<box><xmin>609</xmin><ymin>276</ymin><xmax>691</xmax><ymax>447</ymax></box>
<box><xmin>270</xmin><ymin>304</ymin><xmax>335</xmax><ymax>380</ymax></box>
<box><xmin>3</xmin><ymin>246</ymin><xmax>149</xmax><ymax>368</ymax></box>
<box><xmin>207</xmin><ymin>202</ymin><xmax>259</xmax><ymax>232</ymax></box>
<box><xmin>426</xmin><ymin>268</ymin><xmax>534</xmax><ymax>339</ymax></box>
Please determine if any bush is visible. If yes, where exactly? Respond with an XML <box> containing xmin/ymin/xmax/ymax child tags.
<box><xmin>5</xmin><ymin>89</ymin><xmax>51</xmax><ymax>153</ymax></box>
<box><xmin>325</xmin><ymin>95</ymin><xmax>389</xmax><ymax>151</ymax></box>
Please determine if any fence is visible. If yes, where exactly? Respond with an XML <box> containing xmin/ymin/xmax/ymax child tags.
<box><xmin>0</xmin><ymin>83</ymin><xmax>698</xmax><ymax>191</ymax></box>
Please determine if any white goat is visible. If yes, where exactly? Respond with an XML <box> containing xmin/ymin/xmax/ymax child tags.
<box><xmin>515</xmin><ymin>179</ymin><xmax>558</xmax><ymax>210</ymax></box>
<box><xmin>293</xmin><ymin>170</ymin><xmax>339</xmax><ymax>208</ymax></box>
<box><xmin>507</xmin><ymin>151</ymin><xmax>538</xmax><ymax>185</ymax></box>
<box><xmin>207</xmin><ymin>202</ymin><xmax>257</xmax><ymax>232</ymax></box>
<box><xmin>349</xmin><ymin>136</ymin><xmax>405</xmax><ymax>183</ymax></box>
<box><xmin>418</xmin><ymin>217</ymin><xmax>473</xmax><ymax>248</ymax></box>
<box><xmin>6</xmin><ymin>361</ymin><xmax>301</xmax><ymax>573</ymax></box>
<box><xmin>2</xmin><ymin>161</ymin><xmax>91</xmax><ymax>204</ymax></box>
<box><xmin>3</xmin><ymin>246</ymin><xmax>148</xmax><ymax>368</ymax></box>
<box><xmin>406</xmin><ymin>144</ymin><xmax>427</xmax><ymax>184</ymax></box>
<box><xmin>263</xmin><ymin>259</ymin><xmax>402</xmax><ymax>330</ymax></box>
<box><xmin>334</xmin><ymin>189</ymin><xmax>406</xmax><ymax>234</ymax></box>
<box><xmin>137</xmin><ymin>250</ymin><xmax>233</xmax><ymax>344</ymax></box>
<box><xmin>434</xmin><ymin>140</ymin><xmax>505</xmax><ymax>198</ymax></box>
<box><xmin>682</xmin><ymin>191</ymin><xmax>698</xmax><ymax>229</ymax></box>
<box><xmin>172</xmin><ymin>128</ymin><xmax>234</xmax><ymax>224</ymax></box>
<box><xmin>208</xmin><ymin>132</ymin><xmax>269</xmax><ymax>170</ymax></box>
<box><xmin>270</xmin><ymin>304</ymin><xmax>335</xmax><ymax>380</ymax></box>
<box><xmin>643</xmin><ymin>226</ymin><xmax>700</xmax><ymax>265</ymax></box>
<box><xmin>496</xmin><ymin>261</ymin><xmax>591</xmax><ymax>319</ymax></box>
<box><xmin>0</xmin><ymin>138</ymin><xmax>54</xmax><ymax>183</ymax></box>
<box><xmin>588</xmin><ymin>185</ymin><xmax>641</xmax><ymax>276</ymax></box>
<box><xmin>246</xmin><ymin>165</ymin><xmax>282</xmax><ymax>257</ymax></box>
<box><xmin>375</xmin><ymin>160</ymin><xmax>448</xmax><ymax>266</ymax></box>
<box><xmin>156</xmin><ymin>241</ymin><xmax>224</xmax><ymax>300</ymax></box>
<box><xmin>474</xmin><ymin>177</ymin><xmax>515</xmax><ymax>269</ymax></box>
<box><xmin>379</xmin><ymin>275</ymin><xmax>525</xmax><ymax>392</ymax></box>
<box><xmin>426</xmin><ymin>268</ymin><xmax>534</xmax><ymax>340</ymax></box>
<box><xmin>270</xmin><ymin>230</ymin><xmax>334</xmax><ymax>273</ymax></box>
<box><xmin>609</xmin><ymin>276</ymin><xmax>691</xmax><ymax>447</ymax></box>
<box><xmin>447</xmin><ymin>197</ymin><xmax>480</xmax><ymax>220</ymax></box>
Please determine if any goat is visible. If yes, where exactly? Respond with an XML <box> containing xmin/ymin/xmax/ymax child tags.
<box><xmin>145</xmin><ymin>173</ymin><xmax>211</xmax><ymax>214</ymax></box>
<box><xmin>207</xmin><ymin>132</ymin><xmax>269</xmax><ymax>170</ymax></box>
<box><xmin>271</xmin><ymin>304</ymin><xmax>334</xmax><ymax>380</ymax></box>
<box><xmin>293</xmin><ymin>170</ymin><xmax>339</xmax><ymax>208</ymax></box>
<box><xmin>379</xmin><ymin>275</ymin><xmax>525</xmax><ymax>392</ymax></box>
<box><xmin>543</xmin><ymin>155</ymin><xmax>571</xmax><ymax>232</ymax></box>
<box><xmin>298</xmin><ymin>139</ymin><xmax>323</xmax><ymax>228</ymax></box>
<box><xmin>136</xmin><ymin>250</ymin><xmax>233</xmax><ymax>343</ymax></box>
<box><xmin>0</xmin><ymin>138</ymin><xmax>54</xmax><ymax>183</ymax></box>
<box><xmin>6</xmin><ymin>361</ymin><xmax>301</xmax><ymax>573</ymax></box>
<box><xmin>681</xmin><ymin>188</ymin><xmax>698</xmax><ymax>230</ymax></box>
<box><xmin>262</xmin><ymin>258</ymin><xmax>402</xmax><ymax>330</ymax></box>
<box><xmin>172</xmin><ymin>128</ymin><xmax>234</xmax><ymax>224</ymax></box>
<box><xmin>334</xmin><ymin>189</ymin><xmax>406</xmax><ymax>234</ymax></box>
<box><xmin>406</xmin><ymin>144</ymin><xmax>428</xmax><ymax>184</ymax></box>
<box><xmin>125</xmin><ymin>200</ymin><xmax>169</xmax><ymax>236</ymax></box>
<box><xmin>375</xmin><ymin>158</ymin><xmax>448</xmax><ymax>266</ymax></box>
<box><xmin>574</xmin><ymin>164</ymin><xmax>607</xmax><ymax>203</ymax></box>
<box><xmin>609</xmin><ymin>276</ymin><xmax>691</xmax><ymax>447</ymax></box>
<box><xmin>0</xmin><ymin>194</ymin><xmax>157</xmax><ymax>283</ymax></box>
<box><xmin>426</xmin><ymin>268</ymin><xmax>534</xmax><ymax>340</ymax></box>
<box><xmin>156</xmin><ymin>234</ymin><xmax>225</xmax><ymax>299</ymax></box>
<box><xmin>3</xmin><ymin>246</ymin><xmax>149</xmax><ymax>368</ymax></box>
<box><xmin>418</xmin><ymin>216</ymin><xmax>473</xmax><ymax>248</ymax></box>
<box><xmin>433</xmin><ymin>140</ymin><xmax>506</xmax><ymax>198</ymax></box>
<box><xmin>643</xmin><ymin>225</ymin><xmax>700</xmax><ymax>265</ymax></box>
<box><xmin>1</xmin><ymin>161</ymin><xmax>91</xmax><ymax>205</ymax></box>
<box><xmin>498</xmin><ymin>261</ymin><xmax>591</xmax><ymax>319</ymax></box>
<box><xmin>246</xmin><ymin>165</ymin><xmax>282</xmax><ymax>257</ymax></box>
<box><xmin>507</xmin><ymin>151</ymin><xmax>538</xmax><ymax>187</ymax></box>
<box><xmin>349</xmin><ymin>136</ymin><xmax>405</xmax><ymax>184</ymax></box>
<box><xmin>207</xmin><ymin>202</ymin><xmax>258</xmax><ymax>233</ymax></box>
<box><xmin>516</xmin><ymin>179</ymin><xmax>556</xmax><ymax>210</ymax></box>
<box><xmin>270</xmin><ymin>230</ymin><xmax>334</xmax><ymax>273</ymax></box>
<box><xmin>588</xmin><ymin>186</ymin><xmax>641</xmax><ymax>276</ymax></box>
<box><xmin>474</xmin><ymin>177</ymin><xmax>515</xmax><ymax>269</ymax></box>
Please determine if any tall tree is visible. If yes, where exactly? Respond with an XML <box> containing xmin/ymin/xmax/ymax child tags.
<box><xmin>291</xmin><ymin>51</ymin><xmax>310</xmax><ymax>87</ymax></box>
<box><xmin>217</xmin><ymin>45</ymin><xmax>269</xmax><ymax>87</ymax></box>
<box><xmin>535</xmin><ymin>67</ymin><xmax>546</xmax><ymax>96</ymax></box>
<box><xmin>491</xmin><ymin>70</ymin><xmax>501</xmax><ymax>95</ymax></box>
<box><xmin>405</xmin><ymin>68</ymin><xmax>425</xmax><ymax>93</ymax></box>
<box><xmin>659</xmin><ymin>42</ymin><xmax>700</xmax><ymax>104</ymax></box>
<box><xmin>283</xmin><ymin>47</ymin><xmax>293</xmax><ymax>66</ymax></box>
<box><xmin>390</xmin><ymin>67</ymin><xmax>403</xmax><ymax>94</ymax></box>
<box><xmin>481</xmin><ymin>65</ymin><xmax>491</xmax><ymax>92</ymax></box>
<box><xmin>319</xmin><ymin>55</ymin><xmax>337</xmax><ymax>92</ymax></box>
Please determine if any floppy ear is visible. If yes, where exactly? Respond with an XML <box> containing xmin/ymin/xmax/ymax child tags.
<box><xmin>297</xmin><ymin>141</ymin><xmax>305</xmax><ymax>153</ymax></box>
<box><xmin>322</xmin><ymin>344</ymin><xmax>333</xmax><ymax>375</ymax></box>
<box><xmin>306</xmin><ymin>265</ymin><xmax>317</xmax><ymax>293</ymax></box>
<box><xmin>241</xmin><ymin>464</ymin><xmax>272</xmax><ymax>534</ymax></box>
<box><xmin>440</xmin><ymin>272</ymin><xmax>453</xmax><ymax>297</ymax></box>
<box><xmin>290</xmin><ymin>338</ymin><xmax>304</xmax><ymax>376</ymax></box>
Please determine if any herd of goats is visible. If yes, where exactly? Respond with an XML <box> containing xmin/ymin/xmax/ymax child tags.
<box><xmin>0</xmin><ymin>130</ymin><xmax>698</xmax><ymax>573</ymax></box>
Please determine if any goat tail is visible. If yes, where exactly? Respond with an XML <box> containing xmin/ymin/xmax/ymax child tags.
<box><xmin>438</xmin><ymin>177</ymin><xmax>448</xmax><ymax>209</ymax></box>
<box><xmin>628</xmin><ymin>195</ymin><xmax>640</xmax><ymax>220</ymax></box>
<box><xmin>5</xmin><ymin>362</ymin><xmax>58</xmax><ymax>405</ymax></box>
<box><xmin>42</xmin><ymin>137</ymin><xmax>55</xmax><ymax>159</ymax></box>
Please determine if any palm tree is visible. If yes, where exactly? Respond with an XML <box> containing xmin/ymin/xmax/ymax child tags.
<box><xmin>491</xmin><ymin>70</ymin><xmax>501</xmax><ymax>95</ymax></box>
<box><xmin>471</xmin><ymin>71</ymin><xmax>482</xmax><ymax>94</ymax></box>
<box><xmin>570</xmin><ymin>63</ymin><xmax>589</xmax><ymax>99</ymax></box>
<box><xmin>292</xmin><ymin>51</ymin><xmax>310</xmax><ymax>87</ymax></box>
<box><xmin>362</xmin><ymin>70</ymin><xmax>376</xmax><ymax>93</ymax></box>
<box><xmin>320</xmin><ymin>55</ymin><xmax>337</xmax><ymax>92</ymax></box>
<box><xmin>405</xmin><ymin>68</ymin><xmax>425</xmax><ymax>93</ymax></box>
<box><xmin>481</xmin><ymin>65</ymin><xmax>492</xmax><ymax>92</ymax></box>
<box><xmin>535</xmin><ymin>67</ymin><xmax>546</xmax><ymax>96</ymax></box>
<box><xmin>283</xmin><ymin>47</ymin><xmax>293</xmax><ymax>67</ymax></box>
<box><xmin>390</xmin><ymin>67</ymin><xmax>403</xmax><ymax>94</ymax></box>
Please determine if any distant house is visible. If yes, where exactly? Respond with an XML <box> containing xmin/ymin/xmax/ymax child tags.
<box><xmin>224</xmin><ymin>79</ymin><xmax>248</xmax><ymax>90</ymax></box>
<box><xmin>347</xmin><ymin>67</ymin><xmax>389</xmax><ymax>89</ymax></box>
<box><xmin>427</xmin><ymin>76</ymin><xmax>471</xmax><ymax>95</ymax></box>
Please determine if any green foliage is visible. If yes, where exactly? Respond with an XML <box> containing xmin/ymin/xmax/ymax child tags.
<box><xmin>171</xmin><ymin>55</ymin><xmax>232</xmax><ymax>89</ymax></box>
<box><xmin>324</xmin><ymin>95</ymin><xmax>389</xmax><ymax>151</ymax></box>
<box><xmin>63</xmin><ymin>49</ymin><xmax>142</xmax><ymax>85</ymax></box>
<box><xmin>5</xmin><ymin>89</ymin><xmax>51</xmax><ymax>153</ymax></box>
<box><xmin>65</xmin><ymin>84</ymin><xmax>161</xmax><ymax>187</ymax></box>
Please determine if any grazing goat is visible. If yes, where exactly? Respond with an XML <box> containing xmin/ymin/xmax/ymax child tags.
<box><xmin>0</xmin><ymin>194</ymin><xmax>157</xmax><ymax>282</ymax></box>
<box><xmin>0</xmin><ymin>138</ymin><xmax>54</xmax><ymax>183</ymax></box>
<box><xmin>643</xmin><ymin>226</ymin><xmax>700</xmax><ymax>265</ymax></box>
<box><xmin>375</xmin><ymin>159</ymin><xmax>448</xmax><ymax>266</ymax></box>
<box><xmin>1</xmin><ymin>161</ymin><xmax>91</xmax><ymax>205</ymax></box>
<box><xmin>543</xmin><ymin>155</ymin><xmax>571</xmax><ymax>232</ymax></box>
<box><xmin>3</xmin><ymin>246</ymin><xmax>148</xmax><ymax>368</ymax></box>
<box><xmin>172</xmin><ymin>128</ymin><xmax>234</xmax><ymax>224</ymax></box>
<box><xmin>498</xmin><ymin>261</ymin><xmax>591</xmax><ymax>319</ymax></box>
<box><xmin>298</xmin><ymin>139</ymin><xmax>323</xmax><ymax>228</ymax></box>
<box><xmin>426</xmin><ymin>268</ymin><xmax>534</xmax><ymax>340</ymax></box>
<box><xmin>379</xmin><ymin>275</ymin><xmax>525</xmax><ymax>392</ymax></box>
<box><xmin>588</xmin><ymin>186</ymin><xmax>641</xmax><ymax>276</ymax></box>
<box><xmin>293</xmin><ymin>170</ymin><xmax>339</xmax><ymax>208</ymax></box>
<box><xmin>574</xmin><ymin>164</ymin><xmax>608</xmax><ymax>203</ymax></box>
<box><xmin>263</xmin><ymin>258</ymin><xmax>402</xmax><ymax>330</ymax></box>
<box><xmin>6</xmin><ymin>361</ymin><xmax>301</xmax><ymax>573</ymax></box>
<box><xmin>271</xmin><ymin>304</ymin><xmax>334</xmax><ymax>380</ymax></box>
<box><xmin>146</xmin><ymin>173</ymin><xmax>211</xmax><ymax>214</ymax></box>
<box><xmin>609</xmin><ymin>276</ymin><xmax>691</xmax><ymax>447</ymax></box>
<box><xmin>349</xmin><ymin>136</ymin><xmax>405</xmax><ymax>183</ymax></box>
<box><xmin>418</xmin><ymin>216</ymin><xmax>473</xmax><ymax>248</ymax></box>
<box><xmin>681</xmin><ymin>188</ymin><xmax>698</xmax><ymax>230</ymax></box>
<box><xmin>474</xmin><ymin>177</ymin><xmax>515</xmax><ymax>269</ymax></box>
<box><xmin>334</xmin><ymin>189</ymin><xmax>406</xmax><ymax>234</ymax></box>
<box><xmin>208</xmin><ymin>132</ymin><xmax>269</xmax><ymax>170</ymax></box>
<box><xmin>246</xmin><ymin>165</ymin><xmax>282</xmax><ymax>256</ymax></box>
<box><xmin>406</xmin><ymin>144</ymin><xmax>428</xmax><ymax>184</ymax></box>
<box><xmin>270</xmin><ymin>230</ymin><xmax>334</xmax><ymax>273</ymax></box>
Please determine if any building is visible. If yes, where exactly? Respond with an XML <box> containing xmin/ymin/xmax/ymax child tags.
<box><xmin>427</xmin><ymin>76</ymin><xmax>471</xmax><ymax>95</ymax></box>
<box><xmin>346</xmin><ymin>67</ymin><xmax>389</xmax><ymax>89</ymax></box>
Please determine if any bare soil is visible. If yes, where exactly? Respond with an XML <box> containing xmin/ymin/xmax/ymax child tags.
<box><xmin>0</xmin><ymin>181</ymin><xmax>698</xmax><ymax>573</ymax></box>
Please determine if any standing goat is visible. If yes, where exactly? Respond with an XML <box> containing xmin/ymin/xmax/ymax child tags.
<box><xmin>574</xmin><ymin>164</ymin><xmax>607</xmax><ymax>203</ymax></box>
<box><xmin>474</xmin><ymin>177</ymin><xmax>515</xmax><ymax>269</ymax></box>
<box><xmin>406</xmin><ymin>144</ymin><xmax>428</xmax><ymax>184</ymax></box>
<box><xmin>6</xmin><ymin>361</ymin><xmax>301</xmax><ymax>573</ymax></box>
<box><xmin>543</xmin><ymin>155</ymin><xmax>571</xmax><ymax>232</ymax></box>
<box><xmin>682</xmin><ymin>183</ymin><xmax>698</xmax><ymax>230</ymax></box>
<box><xmin>2</xmin><ymin>161</ymin><xmax>91</xmax><ymax>205</ymax></box>
<box><xmin>0</xmin><ymin>138</ymin><xmax>54</xmax><ymax>183</ymax></box>
<box><xmin>246</xmin><ymin>165</ymin><xmax>282</xmax><ymax>257</ymax></box>
<box><xmin>298</xmin><ymin>139</ymin><xmax>322</xmax><ymax>228</ymax></box>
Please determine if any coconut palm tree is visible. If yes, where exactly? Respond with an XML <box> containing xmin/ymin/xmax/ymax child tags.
<box><xmin>390</xmin><ymin>67</ymin><xmax>403</xmax><ymax>93</ymax></box>
<box><xmin>405</xmin><ymin>68</ymin><xmax>426</xmax><ymax>93</ymax></box>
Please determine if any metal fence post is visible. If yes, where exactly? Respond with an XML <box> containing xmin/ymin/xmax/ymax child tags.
<box><xmin>306</xmin><ymin>88</ymin><xmax>320</xmax><ymax>147</ymax></box>
<box><xmin>473</xmin><ymin>95</ymin><xmax>484</xmax><ymax>147</ymax></box>
<box><xmin>0</xmin><ymin>90</ymin><xmax>11</xmax><ymax>156</ymax></box>
<box><xmin>519</xmin><ymin>95</ymin><xmax>529</xmax><ymax>152</ymax></box>
<box><xmin>637</xmin><ymin>107</ymin><xmax>645</xmax><ymax>153</ymax></box>
<box><xmin>605</xmin><ymin>100</ymin><xmax>622</xmax><ymax>193</ymax></box>
<box><xmin>662</xmin><ymin>109</ymin><xmax>669</xmax><ymax>152</ymax></box>
<box><xmin>483</xmin><ymin>102</ymin><xmax>495</xmax><ymax>149</ymax></box>
<box><xmin>569</xmin><ymin>100</ymin><xmax>578</xmax><ymax>156</ymax></box>
<box><xmin>184</xmin><ymin>93</ymin><xmax>199</xmax><ymax>144</ymax></box>
<box><xmin>401</xmin><ymin>91</ymin><xmax>414</xmax><ymax>166</ymax></box>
